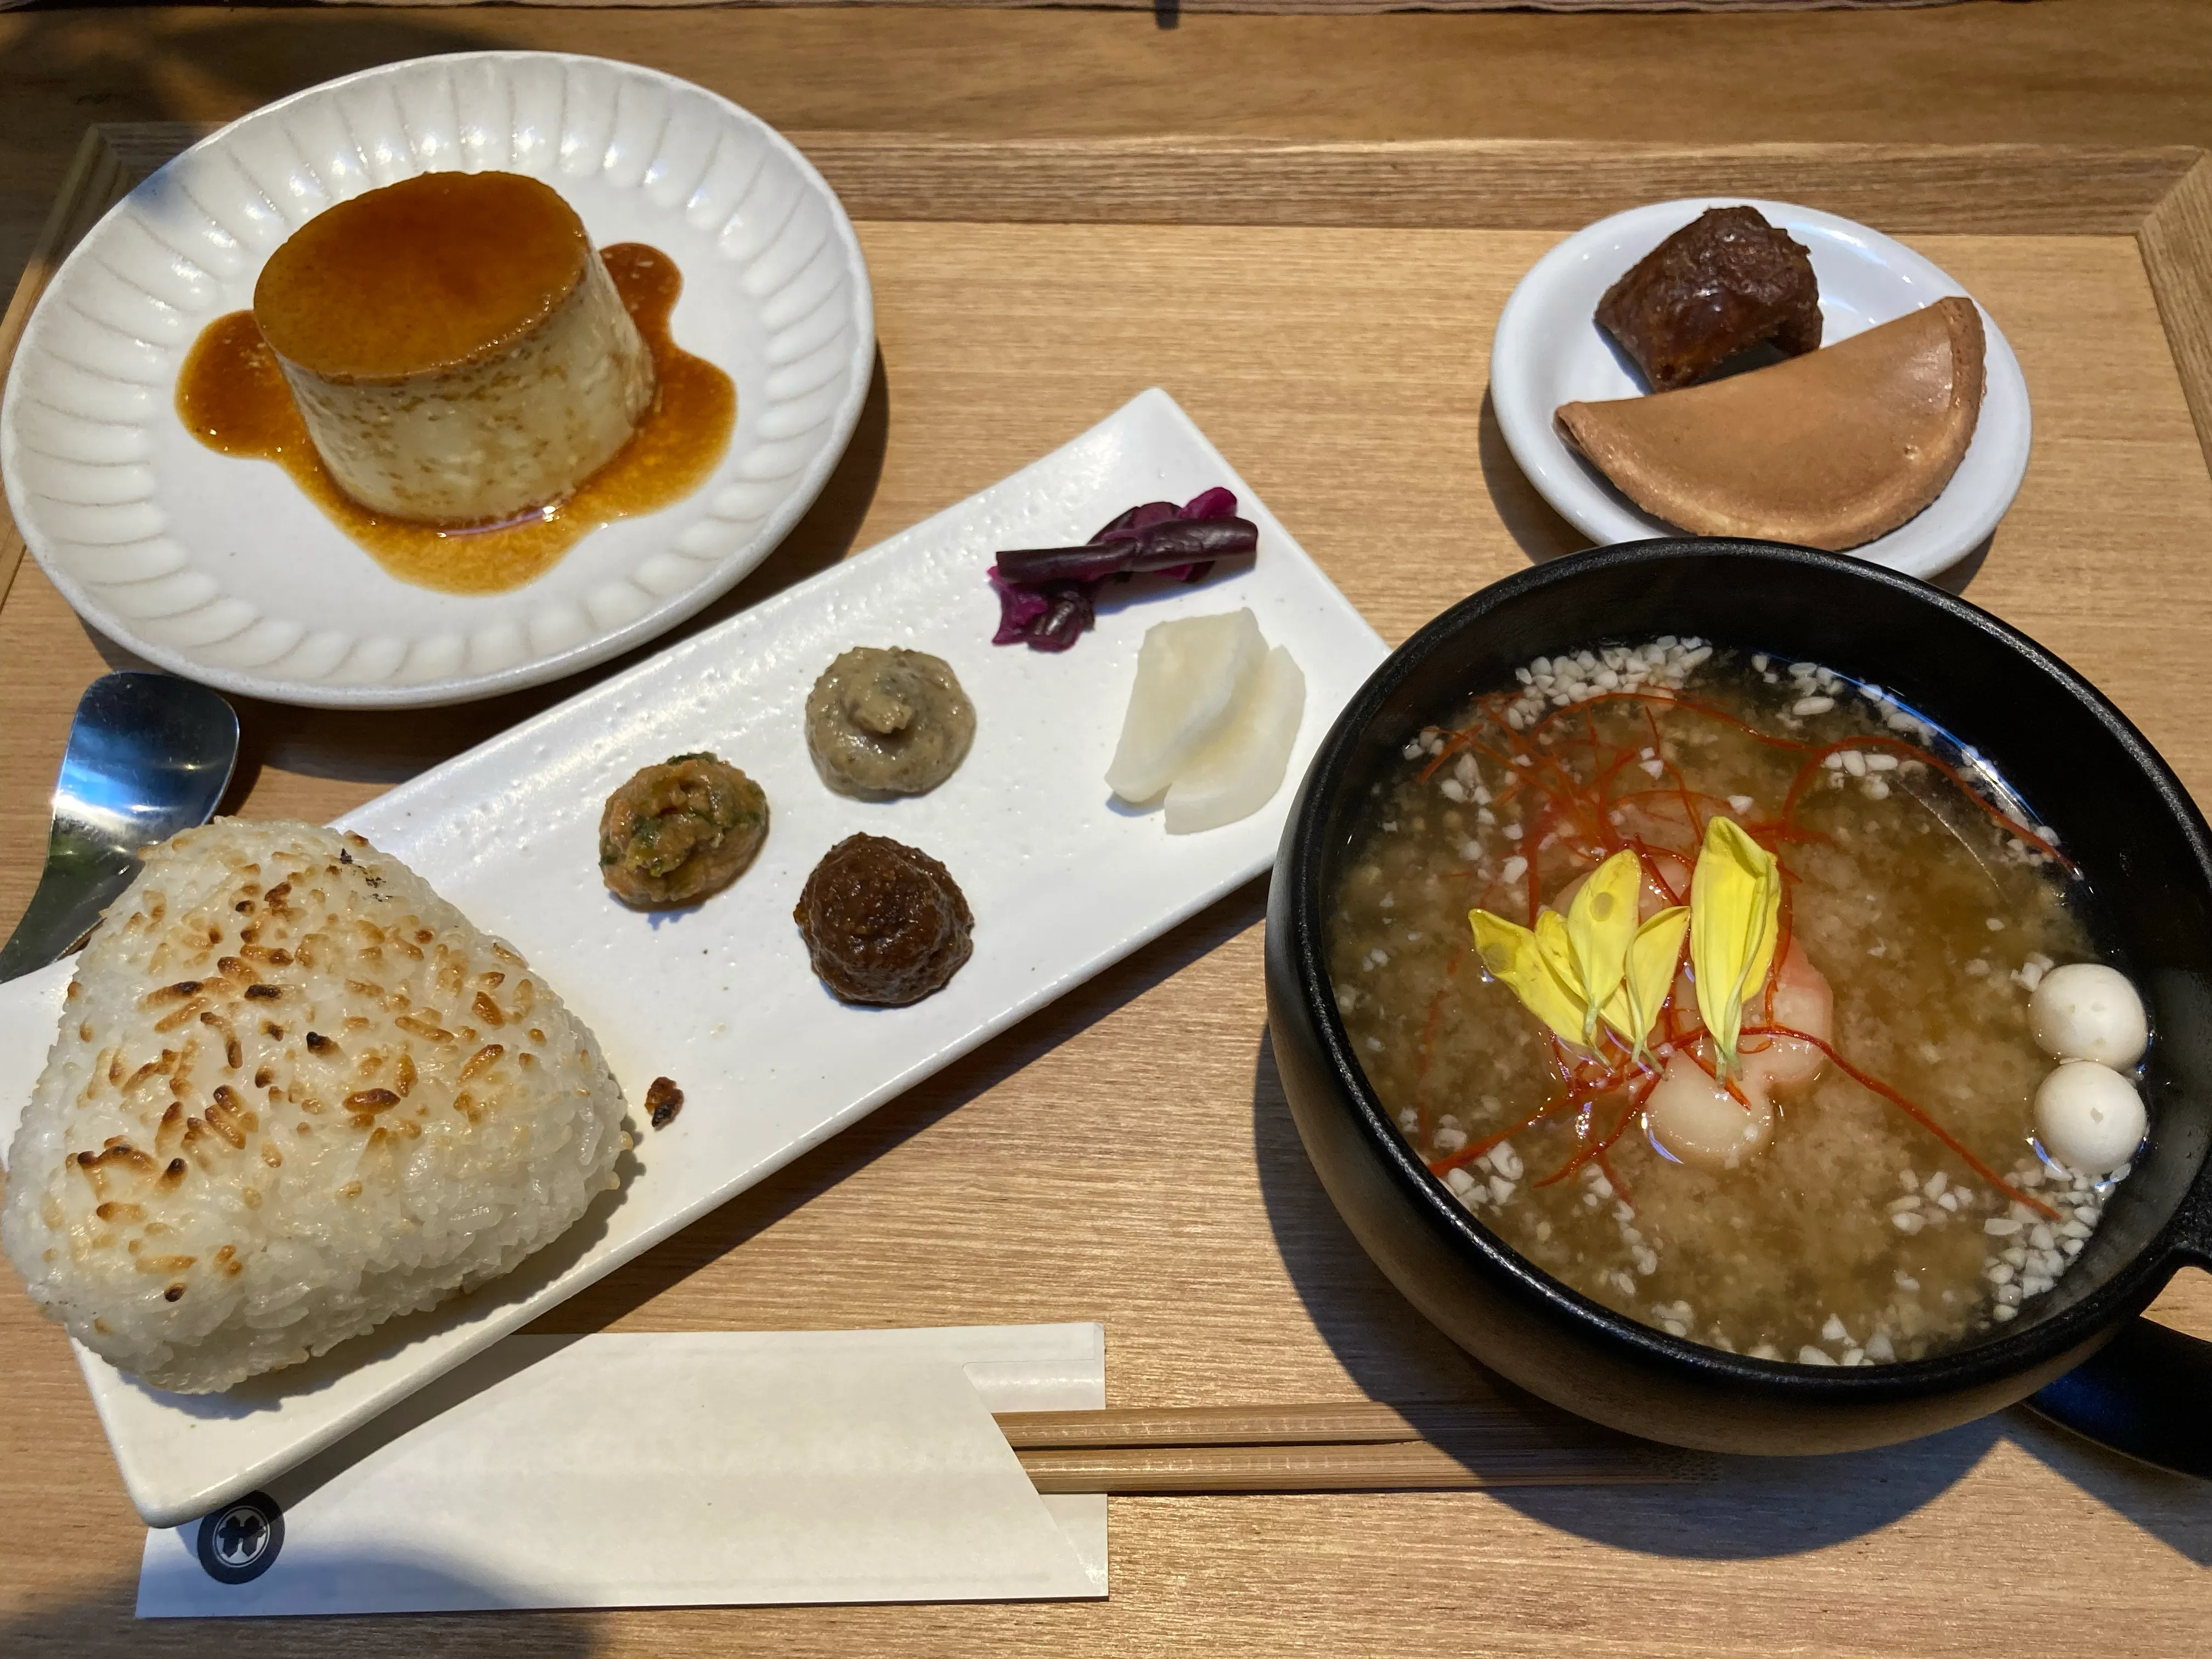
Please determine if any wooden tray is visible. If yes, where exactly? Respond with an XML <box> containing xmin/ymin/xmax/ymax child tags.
<box><xmin>3</xmin><ymin>127</ymin><xmax>2210</xmax><ymax>1655</ymax></box>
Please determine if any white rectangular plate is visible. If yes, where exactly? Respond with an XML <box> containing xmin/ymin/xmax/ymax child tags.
<box><xmin>0</xmin><ymin>387</ymin><xmax>1387</xmax><ymax>1526</ymax></box>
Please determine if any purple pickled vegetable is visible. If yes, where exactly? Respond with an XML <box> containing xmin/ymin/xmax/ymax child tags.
<box><xmin>990</xmin><ymin>567</ymin><xmax>1097</xmax><ymax>651</ymax></box>
<box><xmin>988</xmin><ymin>567</ymin><xmax>1051</xmax><ymax>645</ymax></box>
<box><xmin>995</xmin><ymin>517</ymin><xmax>1259</xmax><ymax>587</ymax></box>
<box><xmin>988</xmin><ymin>486</ymin><xmax>1257</xmax><ymax>651</ymax></box>
<box><xmin>1094</xmin><ymin>500</ymin><xmax>1182</xmax><ymax>543</ymax></box>
<box><xmin>1029</xmin><ymin>584</ymin><xmax>1096</xmax><ymax>652</ymax></box>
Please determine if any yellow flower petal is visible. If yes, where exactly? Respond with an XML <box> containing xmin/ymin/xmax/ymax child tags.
<box><xmin>1566</xmin><ymin>850</ymin><xmax>1642</xmax><ymax>1042</ymax></box>
<box><xmin>1532</xmin><ymin>906</ymin><xmax>1575</xmax><ymax>982</ymax></box>
<box><xmin>1689</xmin><ymin>816</ymin><xmax>1781</xmax><ymax>1075</ymax></box>
<box><xmin>1601</xmin><ymin>905</ymin><xmax>1690</xmax><ymax>1061</ymax></box>
<box><xmin>1469</xmin><ymin>907</ymin><xmax>1589</xmax><ymax>1049</ymax></box>
<box><xmin>1532</xmin><ymin>909</ymin><xmax>1593</xmax><ymax>1031</ymax></box>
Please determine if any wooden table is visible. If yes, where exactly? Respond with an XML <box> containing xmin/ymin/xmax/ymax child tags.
<box><xmin>5</xmin><ymin>0</ymin><xmax>2212</xmax><ymax>297</ymax></box>
<box><xmin>5</xmin><ymin>10</ymin><xmax>2212</xmax><ymax>1656</ymax></box>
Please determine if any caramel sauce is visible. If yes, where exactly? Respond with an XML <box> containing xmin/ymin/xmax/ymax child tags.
<box><xmin>176</xmin><ymin>245</ymin><xmax>734</xmax><ymax>596</ymax></box>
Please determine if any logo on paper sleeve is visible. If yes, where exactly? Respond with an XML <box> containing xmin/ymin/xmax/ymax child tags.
<box><xmin>196</xmin><ymin>1491</ymin><xmax>284</xmax><ymax>1584</ymax></box>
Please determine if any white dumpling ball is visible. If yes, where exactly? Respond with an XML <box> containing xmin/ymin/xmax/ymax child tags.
<box><xmin>2035</xmin><ymin>1060</ymin><xmax>2146</xmax><ymax>1175</ymax></box>
<box><xmin>2029</xmin><ymin>962</ymin><xmax>2147</xmax><ymax>1068</ymax></box>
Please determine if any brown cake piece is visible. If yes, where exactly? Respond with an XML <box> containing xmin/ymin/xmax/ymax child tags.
<box><xmin>1596</xmin><ymin>207</ymin><xmax>1824</xmax><ymax>391</ymax></box>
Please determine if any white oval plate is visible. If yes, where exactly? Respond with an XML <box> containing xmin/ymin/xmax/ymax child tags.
<box><xmin>1490</xmin><ymin>198</ymin><xmax>2031</xmax><ymax>580</ymax></box>
<box><xmin>0</xmin><ymin>52</ymin><xmax>874</xmax><ymax>708</ymax></box>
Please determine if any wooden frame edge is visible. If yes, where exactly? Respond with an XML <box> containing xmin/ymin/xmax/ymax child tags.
<box><xmin>787</xmin><ymin>134</ymin><xmax>2203</xmax><ymax>235</ymax></box>
<box><xmin>0</xmin><ymin>126</ymin><xmax>133</xmax><ymax>616</ymax></box>
<box><xmin>35</xmin><ymin>126</ymin><xmax>2212</xmax><ymax>238</ymax></box>
<box><xmin>2138</xmin><ymin>155</ymin><xmax>2212</xmax><ymax>482</ymax></box>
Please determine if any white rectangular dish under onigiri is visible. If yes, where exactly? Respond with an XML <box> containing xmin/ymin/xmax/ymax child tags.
<box><xmin>0</xmin><ymin>387</ymin><xmax>1389</xmax><ymax>1527</ymax></box>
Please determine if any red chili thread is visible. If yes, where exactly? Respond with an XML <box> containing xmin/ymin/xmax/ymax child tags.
<box><xmin>1740</xmin><ymin>1024</ymin><xmax>2060</xmax><ymax>1220</ymax></box>
<box><xmin>1412</xmin><ymin>678</ymin><xmax>2067</xmax><ymax>1223</ymax></box>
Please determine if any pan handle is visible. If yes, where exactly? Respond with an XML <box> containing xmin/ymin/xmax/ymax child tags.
<box><xmin>2027</xmin><ymin>1195</ymin><xmax>2212</xmax><ymax>1477</ymax></box>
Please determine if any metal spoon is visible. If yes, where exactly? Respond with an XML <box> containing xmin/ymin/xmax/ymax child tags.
<box><xmin>0</xmin><ymin>673</ymin><xmax>240</xmax><ymax>983</ymax></box>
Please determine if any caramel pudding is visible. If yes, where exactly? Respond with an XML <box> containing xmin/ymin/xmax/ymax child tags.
<box><xmin>1555</xmin><ymin>296</ymin><xmax>1986</xmax><ymax>552</ymax></box>
<box><xmin>251</xmin><ymin>171</ymin><xmax>656</xmax><ymax>526</ymax></box>
<box><xmin>180</xmin><ymin>241</ymin><xmax>734</xmax><ymax>596</ymax></box>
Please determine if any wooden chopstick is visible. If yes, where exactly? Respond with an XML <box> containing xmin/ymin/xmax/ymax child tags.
<box><xmin>1012</xmin><ymin>1440</ymin><xmax>1707</xmax><ymax>1492</ymax></box>
<box><xmin>996</xmin><ymin>1401</ymin><xmax>1442</xmax><ymax>1448</ymax></box>
<box><xmin>991</xmin><ymin>1403</ymin><xmax>1714</xmax><ymax>1492</ymax></box>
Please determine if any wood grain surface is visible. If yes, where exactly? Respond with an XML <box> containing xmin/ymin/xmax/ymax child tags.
<box><xmin>80</xmin><ymin>122</ymin><xmax>2212</xmax><ymax>235</ymax></box>
<box><xmin>5</xmin><ymin>1</ymin><xmax>2212</xmax><ymax>300</ymax></box>
<box><xmin>221</xmin><ymin>0</ymin><xmax>1988</xmax><ymax>9</ymax></box>
<box><xmin>2</xmin><ymin>126</ymin><xmax>2211</xmax><ymax>1657</ymax></box>
<box><xmin>258</xmin><ymin>0</ymin><xmax>1981</xmax><ymax>11</ymax></box>
<box><xmin>2141</xmin><ymin>155</ymin><xmax>2212</xmax><ymax>465</ymax></box>
<box><xmin>799</xmin><ymin>134</ymin><xmax>2206</xmax><ymax>235</ymax></box>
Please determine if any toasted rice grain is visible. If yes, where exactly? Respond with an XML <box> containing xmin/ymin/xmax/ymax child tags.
<box><xmin>1</xmin><ymin>820</ymin><xmax>627</xmax><ymax>1392</ymax></box>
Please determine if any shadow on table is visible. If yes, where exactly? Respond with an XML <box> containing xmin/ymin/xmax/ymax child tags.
<box><xmin>1477</xmin><ymin>387</ymin><xmax>1590</xmax><ymax>567</ymax></box>
<box><xmin>1926</xmin><ymin>531</ymin><xmax>1995</xmax><ymax>595</ymax></box>
<box><xmin>5</xmin><ymin>3</ymin><xmax>528</xmax><ymax>131</ymax></box>
<box><xmin>80</xmin><ymin>349</ymin><xmax>893</xmax><ymax>809</ymax></box>
<box><xmin>1474</xmin><ymin>384</ymin><xmax>1999</xmax><ymax>595</ymax></box>
<box><xmin>1499</xmin><ymin>1400</ymin><xmax>2205</xmax><ymax>1569</ymax></box>
<box><xmin>1244</xmin><ymin>1026</ymin><xmax>2212</xmax><ymax>1560</ymax></box>
<box><xmin>2000</xmin><ymin>1406</ymin><xmax>2212</xmax><ymax>1565</ymax></box>
<box><xmin>0</xmin><ymin>1573</ymin><xmax>602</xmax><ymax>1654</ymax></box>
<box><xmin>544</xmin><ymin>874</ymin><xmax>1270</xmax><ymax>1332</ymax></box>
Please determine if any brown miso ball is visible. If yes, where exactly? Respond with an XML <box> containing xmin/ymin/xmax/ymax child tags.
<box><xmin>599</xmin><ymin>752</ymin><xmax>769</xmax><ymax>909</ymax></box>
<box><xmin>793</xmin><ymin>834</ymin><xmax>973</xmax><ymax>1006</ymax></box>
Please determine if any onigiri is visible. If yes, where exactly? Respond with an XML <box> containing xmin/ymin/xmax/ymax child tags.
<box><xmin>1</xmin><ymin>820</ymin><xmax>628</xmax><ymax>1392</ymax></box>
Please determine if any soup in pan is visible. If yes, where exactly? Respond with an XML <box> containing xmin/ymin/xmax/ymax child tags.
<box><xmin>1329</xmin><ymin>640</ymin><xmax>2149</xmax><ymax>1365</ymax></box>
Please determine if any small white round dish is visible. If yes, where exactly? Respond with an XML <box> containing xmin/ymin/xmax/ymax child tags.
<box><xmin>0</xmin><ymin>52</ymin><xmax>874</xmax><ymax>708</ymax></box>
<box><xmin>1490</xmin><ymin>197</ymin><xmax>2030</xmax><ymax>582</ymax></box>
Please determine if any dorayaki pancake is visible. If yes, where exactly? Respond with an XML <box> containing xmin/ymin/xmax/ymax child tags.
<box><xmin>1556</xmin><ymin>297</ymin><xmax>1985</xmax><ymax>551</ymax></box>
